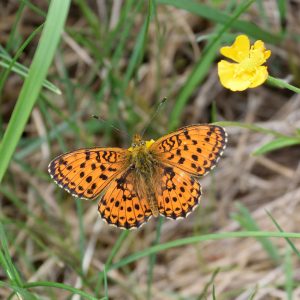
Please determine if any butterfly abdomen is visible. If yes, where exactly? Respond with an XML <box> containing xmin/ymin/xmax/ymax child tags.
<box><xmin>127</xmin><ymin>143</ymin><xmax>160</xmax><ymax>217</ymax></box>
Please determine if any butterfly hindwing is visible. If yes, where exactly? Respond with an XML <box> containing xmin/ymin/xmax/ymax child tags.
<box><xmin>155</xmin><ymin>165</ymin><xmax>202</xmax><ymax>219</ymax></box>
<box><xmin>150</xmin><ymin>125</ymin><xmax>227</xmax><ymax>176</ymax></box>
<box><xmin>98</xmin><ymin>169</ymin><xmax>152</xmax><ymax>229</ymax></box>
<box><xmin>48</xmin><ymin>148</ymin><xmax>128</xmax><ymax>199</ymax></box>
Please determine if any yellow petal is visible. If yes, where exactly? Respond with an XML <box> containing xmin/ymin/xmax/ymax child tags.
<box><xmin>253</xmin><ymin>40</ymin><xmax>265</xmax><ymax>51</ymax></box>
<box><xmin>264</xmin><ymin>49</ymin><xmax>271</xmax><ymax>60</ymax></box>
<box><xmin>218</xmin><ymin>60</ymin><xmax>251</xmax><ymax>91</ymax></box>
<box><xmin>248</xmin><ymin>66</ymin><xmax>269</xmax><ymax>88</ymax></box>
<box><xmin>220</xmin><ymin>35</ymin><xmax>250</xmax><ymax>63</ymax></box>
<box><xmin>251</xmin><ymin>40</ymin><xmax>271</xmax><ymax>63</ymax></box>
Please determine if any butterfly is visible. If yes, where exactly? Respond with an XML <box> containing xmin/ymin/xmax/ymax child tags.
<box><xmin>48</xmin><ymin>124</ymin><xmax>227</xmax><ymax>229</ymax></box>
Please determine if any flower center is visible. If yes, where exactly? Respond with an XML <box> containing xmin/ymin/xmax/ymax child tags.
<box><xmin>234</xmin><ymin>58</ymin><xmax>254</xmax><ymax>78</ymax></box>
<box><xmin>234</xmin><ymin>48</ymin><xmax>265</xmax><ymax>77</ymax></box>
<box><xmin>239</xmin><ymin>57</ymin><xmax>254</xmax><ymax>70</ymax></box>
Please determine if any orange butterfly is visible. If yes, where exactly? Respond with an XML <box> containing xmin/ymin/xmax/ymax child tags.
<box><xmin>48</xmin><ymin>124</ymin><xmax>227</xmax><ymax>229</ymax></box>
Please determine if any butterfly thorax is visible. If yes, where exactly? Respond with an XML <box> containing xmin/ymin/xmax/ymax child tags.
<box><xmin>128</xmin><ymin>134</ymin><xmax>155</xmax><ymax>169</ymax></box>
<box><xmin>127</xmin><ymin>134</ymin><xmax>159</xmax><ymax>216</ymax></box>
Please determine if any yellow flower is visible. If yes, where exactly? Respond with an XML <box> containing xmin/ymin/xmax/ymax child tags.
<box><xmin>218</xmin><ymin>35</ymin><xmax>271</xmax><ymax>91</ymax></box>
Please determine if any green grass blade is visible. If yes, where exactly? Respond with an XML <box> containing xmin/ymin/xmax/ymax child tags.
<box><xmin>14</xmin><ymin>111</ymin><xmax>82</xmax><ymax>161</ymax></box>
<box><xmin>157</xmin><ymin>0</ymin><xmax>281</xmax><ymax>43</ymax></box>
<box><xmin>211</xmin><ymin>100</ymin><xmax>217</xmax><ymax>123</ymax></box>
<box><xmin>110</xmin><ymin>0</ymin><xmax>141</xmax><ymax>66</ymax></box>
<box><xmin>0</xmin><ymin>54</ymin><xmax>61</xmax><ymax>95</ymax></box>
<box><xmin>266</xmin><ymin>210</ymin><xmax>300</xmax><ymax>259</ymax></box>
<box><xmin>233</xmin><ymin>203</ymin><xmax>281</xmax><ymax>264</ymax></box>
<box><xmin>253</xmin><ymin>137</ymin><xmax>300</xmax><ymax>156</ymax></box>
<box><xmin>76</xmin><ymin>199</ymin><xmax>85</xmax><ymax>274</ymax></box>
<box><xmin>0</xmin><ymin>223</ymin><xmax>23</xmax><ymax>287</ymax></box>
<box><xmin>212</xmin><ymin>285</ymin><xmax>216</xmax><ymax>300</ymax></box>
<box><xmin>0</xmin><ymin>223</ymin><xmax>37</xmax><ymax>299</ymax></box>
<box><xmin>103</xmin><ymin>265</ymin><xmax>108</xmax><ymax>300</ymax></box>
<box><xmin>95</xmin><ymin>1</ymin><xmax>144</xmax><ymax>102</ymax></box>
<box><xmin>0</xmin><ymin>281</ymin><xmax>38</xmax><ymax>300</ymax></box>
<box><xmin>110</xmin><ymin>231</ymin><xmax>300</xmax><ymax>271</ymax></box>
<box><xmin>96</xmin><ymin>230</ymin><xmax>130</xmax><ymax>295</ymax></box>
<box><xmin>214</xmin><ymin>121</ymin><xmax>288</xmax><ymax>137</ymax></box>
<box><xmin>168</xmin><ymin>0</ymin><xmax>256</xmax><ymax>130</ymax></box>
<box><xmin>75</xmin><ymin>0</ymin><xmax>101</xmax><ymax>40</ymax></box>
<box><xmin>285</xmin><ymin>248</ymin><xmax>293</xmax><ymax>300</ymax></box>
<box><xmin>5</xmin><ymin>2</ymin><xmax>26</xmax><ymax>52</ymax></box>
<box><xmin>106</xmin><ymin>231</ymin><xmax>130</xmax><ymax>269</ymax></box>
<box><xmin>147</xmin><ymin>217</ymin><xmax>163</xmax><ymax>300</ymax></box>
<box><xmin>247</xmin><ymin>286</ymin><xmax>258</xmax><ymax>300</ymax></box>
<box><xmin>20</xmin><ymin>0</ymin><xmax>47</xmax><ymax>17</ymax></box>
<box><xmin>168</xmin><ymin>38</ymin><xmax>220</xmax><ymax>130</ymax></box>
<box><xmin>276</xmin><ymin>0</ymin><xmax>287</xmax><ymax>33</ymax></box>
<box><xmin>23</xmin><ymin>281</ymin><xmax>99</xmax><ymax>300</ymax></box>
<box><xmin>38</xmin><ymin>96</ymin><xmax>67</xmax><ymax>152</ymax></box>
<box><xmin>0</xmin><ymin>0</ymin><xmax>71</xmax><ymax>183</ymax></box>
<box><xmin>0</xmin><ymin>24</ymin><xmax>44</xmax><ymax>98</ymax></box>
<box><xmin>123</xmin><ymin>0</ymin><xmax>153</xmax><ymax>89</ymax></box>
<box><xmin>198</xmin><ymin>268</ymin><xmax>220</xmax><ymax>300</ymax></box>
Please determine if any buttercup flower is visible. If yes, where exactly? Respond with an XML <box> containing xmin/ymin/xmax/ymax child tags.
<box><xmin>218</xmin><ymin>35</ymin><xmax>271</xmax><ymax>91</ymax></box>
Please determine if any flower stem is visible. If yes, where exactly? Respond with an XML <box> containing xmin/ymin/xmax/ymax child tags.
<box><xmin>267</xmin><ymin>75</ymin><xmax>300</xmax><ymax>94</ymax></box>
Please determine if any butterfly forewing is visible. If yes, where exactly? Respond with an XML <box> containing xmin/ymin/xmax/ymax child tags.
<box><xmin>48</xmin><ymin>148</ymin><xmax>128</xmax><ymax>199</ymax></box>
<box><xmin>150</xmin><ymin>125</ymin><xmax>227</xmax><ymax>176</ymax></box>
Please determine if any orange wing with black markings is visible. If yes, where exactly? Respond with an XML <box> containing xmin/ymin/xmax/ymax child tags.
<box><xmin>150</xmin><ymin>125</ymin><xmax>227</xmax><ymax>176</ymax></box>
<box><xmin>98</xmin><ymin>168</ymin><xmax>152</xmax><ymax>229</ymax></box>
<box><xmin>48</xmin><ymin>123</ymin><xmax>227</xmax><ymax>229</ymax></box>
<box><xmin>155</xmin><ymin>165</ymin><xmax>202</xmax><ymax>219</ymax></box>
<box><xmin>48</xmin><ymin>148</ymin><xmax>128</xmax><ymax>199</ymax></box>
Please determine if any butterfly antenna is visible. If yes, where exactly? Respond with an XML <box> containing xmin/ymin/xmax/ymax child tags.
<box><xmin>141</xmin><ymin>97</ymin><xmax>167</xmax><ymax>137</ymax></box>
<box><xmin>92</xmin><ymin>115</ymin><xmax>130</xmax><ymax>139</ymax></box>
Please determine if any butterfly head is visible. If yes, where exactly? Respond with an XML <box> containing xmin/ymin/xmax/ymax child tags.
<box><xmin>128</xmin><ymin>134</ymin><xmax>155</xmax><ymax>152</ymax></box>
